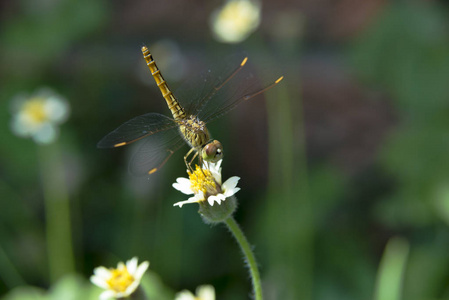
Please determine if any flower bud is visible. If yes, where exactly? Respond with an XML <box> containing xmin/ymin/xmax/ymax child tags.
<box><xmin>199</xmin><ymin>195</ymin><xmax>237</xmax><ymax>224</ymax></box>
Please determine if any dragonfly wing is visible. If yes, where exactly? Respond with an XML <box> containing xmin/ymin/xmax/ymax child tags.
<box><xmin>202</xmin><ymin>71</ymin><xmax>283</xmax><ymax>123</ymax></box>
<box><xmin>172</xmin><ymin>53</ymin><xmax>282</xmax><ymax>124</ymax></box>
<box><xmin>128</xmin><ymin>126</ymin><xmax>186</xmax><ymax>176</ymax></box>
<box><xmin>97</xmin><ymin>113</ymin><xmax>178</xmax><ymax>148</ymax></box>
<box><xmin>172</xmin><ymin>53</ymin><xmax>249</xmax><ymax>117</ymax></box>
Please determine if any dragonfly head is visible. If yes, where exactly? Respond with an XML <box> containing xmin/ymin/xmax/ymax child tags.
<box><xmin>202</xmin><ymin>140</ymin><xmax>223</xmax><ymax>163</ymax></box>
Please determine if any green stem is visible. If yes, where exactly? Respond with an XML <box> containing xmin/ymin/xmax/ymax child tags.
<box><xmin>38</xmin><ymin>142</ymin><xmax>75</xmax><ymax>282</ymax></box>
<box><xmin>374</xmin><ymin>237</ymin><xmax>409</xmax><ymax>300</ymax></box>
<box><xmin>224</xmin><ymin>216</ymin><xmax>262</xmax><ymax>300</ymax></box>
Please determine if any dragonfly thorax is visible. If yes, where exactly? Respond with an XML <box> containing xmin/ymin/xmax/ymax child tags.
<box><xmin>178</xmin><ymin>115</ymin><xmax>210</xmax><ymax>149</ymax></box>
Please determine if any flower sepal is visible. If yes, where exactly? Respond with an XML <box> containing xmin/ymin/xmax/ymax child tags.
<box><xmin>198</xmin><ymin>194</ymin><xmax>237</xmax><ymax>224</ymax></box>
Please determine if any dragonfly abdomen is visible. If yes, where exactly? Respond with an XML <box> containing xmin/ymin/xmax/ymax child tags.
<box><xmin>141</xmin><ymin>46</ymin><xmax>186</xmax><ymax>121</ymax></box>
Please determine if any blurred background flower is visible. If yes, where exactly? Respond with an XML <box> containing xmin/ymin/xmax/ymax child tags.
<box><xmin>9</xmin><ymin>88</ymin><xmax>69</xmax><ymax>144</ymax></box>
<box><xmin>210</xmin><ymin>0</ymin><xmax>261</xmax><ymax>43</ymax></box>
<box><xmin>175</xmin><ymin>284</ymin><xmax>215</xmax><ymax>300</ymax></box>
<box><xmin>90</xmin><ymin>257</ymin><xmax>149</xmax><ymax>300</ymax></box>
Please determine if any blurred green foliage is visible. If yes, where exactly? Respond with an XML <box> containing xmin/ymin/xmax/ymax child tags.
<box><xmin>2</xmin><ymin>0</ymin><xmax>449</xmax><ymax>299</ymax></box>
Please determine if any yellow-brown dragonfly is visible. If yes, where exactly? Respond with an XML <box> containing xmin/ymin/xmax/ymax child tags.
<box><xmin>98</xmin><ymin>46</ymin><xmax>283</xmax><ymax>175</ymax></box>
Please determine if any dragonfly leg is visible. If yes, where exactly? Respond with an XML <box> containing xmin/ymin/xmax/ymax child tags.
<box><xmin>197</xmin><ymin>153</ymin><xmax>208</xmax><ymax>176</ymax></box>
<box><xmin>188</xmin><ymin>150</ymin><xmax>199</xmax><ymax>170</ymax></box>
<box><xmin>198</xmin><ymin>153</ymin><xmax>204</xmax><ymax>170</ymax></box>
<box><xmin>189</xmin><ymin>150</ymin><xmax>208</xmax><ymax>176</ymax></box>
<box><xmin>184</xmin><ymin>148</ymin><xmax>196</xmax><ymax>172</ymax></box>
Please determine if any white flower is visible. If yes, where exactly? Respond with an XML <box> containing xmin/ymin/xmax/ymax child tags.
<box><xmin>210</xmin><ymin>0</ymin><xmax>261</xmax><ymax>44</ymax></box>
<box><xmin>175</xmin><ymin>285</ymin><xmax>215</xmax><ymax>300</ymax></box>
<box><xmin>173</xmin><ymin>160</ymin><xmax>240</xmax><ymax>208</ymax></box>
<box><xmin>10</xmin><ymin>88</ymin><xmax>70</xmax><ymax>144</ymax></box>
<box><xmin>90</xmin><ymin>257</ymin><xmax>149</xmax><ymax>300</ymax></box>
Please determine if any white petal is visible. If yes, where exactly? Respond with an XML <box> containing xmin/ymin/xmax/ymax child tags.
<box><xmin>90</xmin><ymin>275</ymin><xmax>109</xmax><ymax>289</ymax></box>
<box><xmin>32</xmin><ymin>123</ymin><xmax>58</xmax><ymax>144</ymax></box>
<box><xmin>222</xmin><ymin>176</ymin><xmax>240</xmax><ymax>189</ymax></box>
<box><xmin>44</xmin><ymin>96</ymin><xmax>69</xmax><ymax>123</ymax></box>
<box><xmin>123</xmin><ymin>281</ymin><xmax>139</xmax><ymax>297</ymax></box>
<box><xmin>117</xmin><ymin>262</ymin><xmax>125</xmax><ymax>270</ymax></box>
<box><xmin>196</xmin><ymin>191</ymin><xmax>206</xmax><ymax>200</ymax></box>
<box><xmin>207</xmin><ymin>161</ymin><xmax>222</xmax><ymax>184</ymax></box>
<box><xmin>93</xmin><ymin>267</ymin><xmax>112</xmax><ymax>280</ymax></box>
<box><xmin>126</xmin><ymin>257</ymin><xmax>138</xmax><ymax>275</ymax></box>
<box><xmin>115</xmin><ymin>291</ymin><xmax>127</xmax><ymax>298</ymax></box>
<box><xmin>99</xmin><ymin>290</ymin><xmax>116</xmax><ymax>300</ymax></box>
<box><xmin>134</xmin><ymin>261</ymin><xmax>150</xmax><ymax>280</ymax></box>
<box><xmin>212</xmin><ymin>171</ymin><xmax>222</xmax><ymax>185</ymax></box>
<box><xmin>222</xmin><ymin>177</ymin><xmax>240</xmax><ymax>196</ymax></box>
<box><xmin>172</xmin><ymin>178</ymin><xmax>194</xmax><ymax>195</ymax></box>
<box><xmin>175</xmin><ymin>290</ymin><xmax>196</xmax><ymax>300</ymax></box>
<box><xmin>174</xmin><ymin>197</ymin><xmax>200</xmax><ymax>208</ymax></box>
<box><xmin>207</xmin><ymin>196</ymin><xmax>217</xmax><ymax>206</ymax></box>
<box><xmin>225</xmin><ymin>187</ymin><xmax>240</xmax><ymax>198</ymax></box>
<box><xmin>197</xmin><ymin>285</ymin><xmax>215</xmax><ymax>300</ymax></box>
<box><xmin>208</xmin><ymin>194</ymin><xmax>226</xmax><ymax>206</ymax></box>
<box><xmin>10</xmin><ymin>116</ymin><xmax>30</xmax><ymax>137</ymax></box>
<box><xmin>13</xmin><ymin>112</ymin><xmax>41</xmax><ymax>135</ymax></box>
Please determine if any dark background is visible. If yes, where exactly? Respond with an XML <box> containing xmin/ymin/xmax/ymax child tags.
<box><xmin>2</xmin><ymin>0</ymin><xmax>449</xmax><ymax>299</ymax></box>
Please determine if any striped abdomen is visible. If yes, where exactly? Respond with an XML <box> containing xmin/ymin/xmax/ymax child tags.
<box><xmin>141</xmin><ymin>46</ymin><xmax>186</xmax><ymax>121</ymax></box>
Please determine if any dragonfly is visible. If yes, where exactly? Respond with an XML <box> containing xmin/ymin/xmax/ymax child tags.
<box><xmin>97</xmin><ymin>45</ymin><xmax>283</xmax><ymax>176</ymax></box>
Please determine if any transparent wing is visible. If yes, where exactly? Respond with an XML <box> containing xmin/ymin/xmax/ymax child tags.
<box><xmin>172</xmin><ymin>54</ymin><xmax>282</xmax><ymax>123</ymax></box>
<box><xmin>173</xmin><ymin>53</ymin><xmax>248</xmax><ymax>116</ymax></box>
<box><xmin>128</xmin><ymin>126</ymin><xmax>186</xmax><ymax>176</ymax></box>
<box><xmin>97</xmin><ymin>113</ymin><xmax>178</xmax><ymax>148</ymax></box>
<box><xmin>202</xmin><ymin>71</ymin><xmax>283</xmax><ymax>123</ymax></box>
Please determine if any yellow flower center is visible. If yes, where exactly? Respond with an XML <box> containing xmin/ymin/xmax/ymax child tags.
<box><xmin>106</xmin><ymin>266</ymin><xmax>135</xmax><ymax>293</ymax></box>
<box><xmin>22</xmin><ymin>98</ymin><xmax>48</xmax><ymax>124</ymax></box>
<box><xmin>189</xmin><ymin>165</ymin><xmax>218</xmax><ymax>198</ymax></box>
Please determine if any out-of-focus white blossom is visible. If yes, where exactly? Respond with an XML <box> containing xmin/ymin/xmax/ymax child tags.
<box><xmin>210</xmin><ymin>0</ymin><xmax>261</xmax><ymax>44</ymax></box>
<box><xmin>10</xmin><ymin>88</ymin><xmax>70</xmax><ymax>144</ymax></box>
<box><xmin>175</xmin><ymin>285</ymin><xmax>215</xmax><ymax>300</ymax></box>
<box><xmin>90</xmin><ymin>257</ymin><xmax>149</xmax><ymax>300</ymax></box>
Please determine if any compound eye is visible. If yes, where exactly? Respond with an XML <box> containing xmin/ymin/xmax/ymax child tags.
<box><xmin>202</xmin><ymin>140</ymin><xmax>224</xmax><ymax>163</ymax></box>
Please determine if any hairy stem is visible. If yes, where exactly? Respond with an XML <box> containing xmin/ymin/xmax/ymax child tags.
<box><xmin>224</xmin><ymin>216</ymin><xmax>262</xmax><ymax>300</ymax></box>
